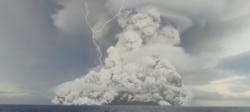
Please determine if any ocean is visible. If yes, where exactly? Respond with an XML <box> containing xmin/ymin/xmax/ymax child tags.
<box><xmin>0</xmin><ymin>105</ymin><xmax>250</xmax><ymax>112</ymax></box>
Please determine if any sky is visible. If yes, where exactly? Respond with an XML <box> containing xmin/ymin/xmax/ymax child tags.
<box><xmin>0</xmin><ymin>0</ymin><xmax>250</xmax><ymax>106</ymax></box>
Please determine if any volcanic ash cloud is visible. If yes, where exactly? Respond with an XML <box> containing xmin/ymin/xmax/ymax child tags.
<box><xmin>52</xmin><ymin>6</ymin><xmax>191</xmax><ymax>106</ymax></box>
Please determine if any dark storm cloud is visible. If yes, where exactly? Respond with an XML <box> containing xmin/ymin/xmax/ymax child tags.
<box><xmin>181</xmin><ymin>16</ymin><xmax>250</xmax><ymax>54</ymax></box>
<box><xmin>0</xmin><ymin>0</ymin><xmax>97</xmax><ymax>104</ymax></box>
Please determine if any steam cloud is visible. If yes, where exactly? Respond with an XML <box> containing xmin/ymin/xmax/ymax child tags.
<box><xmin>52</xmin><ymin>6</ymin><xmax>191</xmax><ymax>105</ymax></box>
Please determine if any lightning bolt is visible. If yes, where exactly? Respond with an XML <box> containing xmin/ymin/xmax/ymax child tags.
<box><xmin>84</xmin><ymin>0</ymin><xmax>125</xmax><ymax>67</ymax></box>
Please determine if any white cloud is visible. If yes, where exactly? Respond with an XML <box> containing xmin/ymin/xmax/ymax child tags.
<box><xmin>219</xmin><ymin>0</ymin><xmax>250</xmax><ymax>21</ymax></box>
<box><xmin>220</xmin><ymin>28</ymin><xmax>250</xmax><ymax>57</ymax></box>
<box><xmin>191</xmin><ymin>75</ymin><xmax>250</xmax><ymax>98</ymax></box>
<box><xmin>52</xmin><ymin>0</ymin><xmax>107</xmax><ymax>34</ymax></box>
<box><xmin>210</xmin><ymin>76</ymin><xmax>245</xmax><ymax>84</ymax></box>
<box><xmin>0</xmin><ymin>83</ymin><xmax>28</xmax><ymax>97</ymax></box>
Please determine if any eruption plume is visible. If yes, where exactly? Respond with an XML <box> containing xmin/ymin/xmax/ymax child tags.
<box><xmin>52</xmin><ymin>5</ymin><xmax>192</xmax><ymax>105</ymax></box>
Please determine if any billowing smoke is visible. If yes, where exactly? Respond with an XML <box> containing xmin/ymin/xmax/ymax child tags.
<box><xmin>52</xmin><ymin>6</ymin><xmax>191</xmax><ymax>105</ymax></box>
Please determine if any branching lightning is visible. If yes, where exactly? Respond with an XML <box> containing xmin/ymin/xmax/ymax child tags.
<box><xmin>84</xmin><ymin>0</ymin><xmax>125</xmax><ymax>67</ymax></box>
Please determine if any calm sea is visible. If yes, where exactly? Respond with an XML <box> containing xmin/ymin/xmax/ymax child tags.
<box><xmin>0</xmin><ymin>105</ymin><xmax>250</xmax><ymax>112</ymax></box>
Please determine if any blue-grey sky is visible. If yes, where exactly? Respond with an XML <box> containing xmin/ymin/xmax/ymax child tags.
<box><xmin>0</xmin><ymin>0</ymin><xmax>250</xmax><ymax>106</ymax></box>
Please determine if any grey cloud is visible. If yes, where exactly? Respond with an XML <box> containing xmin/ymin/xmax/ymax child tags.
<box><xmin>193</xmin><ymin>83</ymin><xmax>250</xmax><ymax>101</ymax></box>
<box><xmin>182</xmin><ymin>69</ymin><xmax>235</xmax><ymax>85</ymax></box>
<box><xmin>191</xmin><ymin>89</ymin><xmax>224</xmax><ymax>100</ymax></box>
<box><xmin>181</xmin><ymin>17</ymin><xmax>250</xmax><ymax>54</ymax></box>
<box><xmin>0</xmin><ymin>91</ymin><xmax>27</xmax><ymax>97</ymax></box>
<box><xmin>52</xmin><ymin>0</ymin><xmax>107</xmax><ymax>34</ymax></box>
<box><xmin>217</xmin><ymin>51</ymin><xmax>250</xmax><ymax>73</ymax></box>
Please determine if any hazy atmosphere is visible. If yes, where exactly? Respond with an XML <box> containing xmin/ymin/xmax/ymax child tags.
<box><xmin>0</xmin><ymin>0</ymin><xmax>250</xmax><ymax>106</ymax></box>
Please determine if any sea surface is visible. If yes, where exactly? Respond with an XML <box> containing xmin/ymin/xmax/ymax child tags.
<box><xmin>0</xmin><ymin>105</ymin><xmax>250</xmax><ymax>112</ymax></box>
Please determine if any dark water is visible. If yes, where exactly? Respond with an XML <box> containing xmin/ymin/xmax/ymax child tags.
<box><xmin>0</xmin><ymin>105</ymin><xmax>250</xmax><ymax>112</ymax></box>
